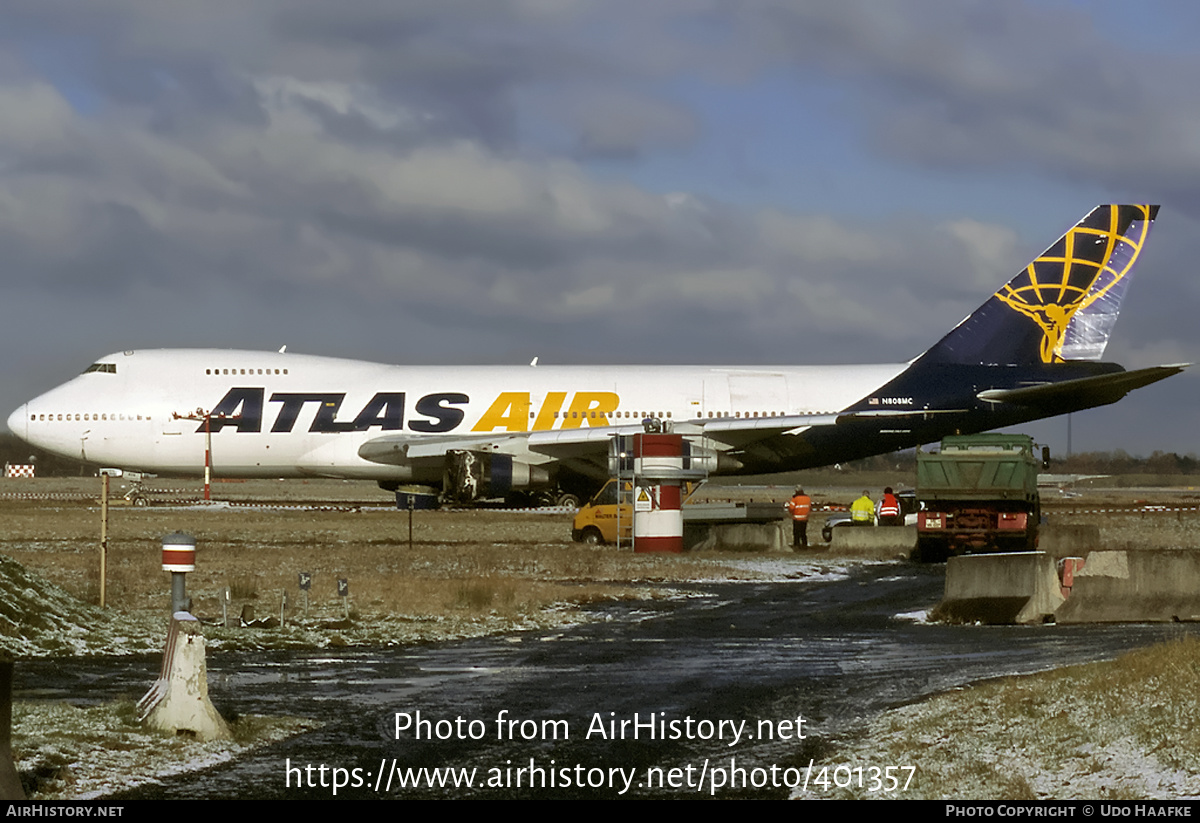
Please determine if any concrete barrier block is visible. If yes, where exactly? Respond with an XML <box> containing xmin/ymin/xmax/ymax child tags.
<box><xmin>1055</xmin><ymin>550</ymin><xmax>1200</xmax><ymax>624</ymax></box>
<box><xmin>686</xmin><ymin>522</ymin><xmax>789</xmax><ymax>552</ymax></box>
<box><xmin>829</xmin><ymin>525</ymin><xmax>917</xmax><ymax>556</ymax></box>
<box><xmin>1038</xmin><ymin>524</ymin><xmax>1102</xmax><ymax>558</ymax></box>
<box><xmin>933</xmin><ymin>552</ymin><xmax>1065</xmax><ymax>625</ymax></box>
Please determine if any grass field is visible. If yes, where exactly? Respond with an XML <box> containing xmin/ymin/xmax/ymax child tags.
<box><xmin>4</xmin><ymin>476</ymin><xmax>1200</xmax><ymax>799</ymax></box>
<box><xmin>0</xmin><ymin>477</ymin><xmax>860</xmax><ymax>654</ymax></box>
<box><xmin>803</xmin><ymin>636</ymin><xmax>1200</xmax><ymax>800</ymax></box>
<box><xmin>3</xmin><ymin>477</ymin><xmax>1199</xmax><ymax>648</ymax></box>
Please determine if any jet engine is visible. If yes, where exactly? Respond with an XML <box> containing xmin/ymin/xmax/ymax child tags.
<box><xmin>443</xmin><ymin>449</ymin><xmax>551</xmax><ymax>504</ymax></box>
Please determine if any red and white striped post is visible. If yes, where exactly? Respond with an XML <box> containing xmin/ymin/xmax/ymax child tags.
<box><xmin>632</xmin><ymin>432</ymin><xmax>684</xmax><ymax>554</ymax></box>
<box><xmin>202</xmin><ymin>413</ymin><xmax>212</xmax><ymax>501</ymax></box>
<box><xmin>173</xmin><ymin>408</ymin><xmax>235</xmax><ymax>501</ymax></box>
<box><xmin>162</xmin><ymin>532</ymin><xmax>196</xmax><ymax>615</ymax></box>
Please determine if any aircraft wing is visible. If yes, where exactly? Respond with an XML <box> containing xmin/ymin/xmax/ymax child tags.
<box><xmin>526</xmin><ymin>424</ymin><xmax>688</xmax><ymax>457</ymax></box>
<box><xmin>357</xmin><ymin>415</ymin><xmax>847</xmax><ymax>480</ymax></box>
<box><xmin>525</xmin><ymin>425</ymin><xmax>699</xmax><ymax>478</ymax></box>
<box><xmin>357</xmin><ymin>433</ymin><xmax>529</xmax><ymax>464</ymax></box>
<box><xmin>358</xmin><ymin>409</ymin><xmax>970</xmax><ymax>465</ymax></box>
<box><xmin>528</xmin><ymin>415</ymin><xmax>856</xmax><ymax>464</ymax></box>
<box><xmin>358</xmin><ymin>424</ymin><xmax>705</xmax><ymax>491</ymax></box>
<box><xmin>357</xmin><ymin>424</ymin><xmax>667</xmax><ymax>466</ymax></box>
<box><xmin>700</xmin><ymin>414</ymin><xmax>839</xmax><ymax>434</ymax></box>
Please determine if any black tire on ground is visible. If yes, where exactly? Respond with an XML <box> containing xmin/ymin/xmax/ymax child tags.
<box><xmin>556</xmin><ymin>492</ymin><xmax>581</xmax><ymax>509</ymax></box>
<box><xmin>580</xmin><ymin>527</ymin><xmax>604</xmax><ymax>546</ymax></box>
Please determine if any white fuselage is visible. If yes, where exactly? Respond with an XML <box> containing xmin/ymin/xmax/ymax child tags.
<box><xmin>7</xmin><ymin>349</ymin><xmax>905</xmax><ymax>480</ymax></box>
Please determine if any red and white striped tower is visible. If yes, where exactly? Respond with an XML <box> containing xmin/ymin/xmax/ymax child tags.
<box><xmin>631</xmin><ymin>431</ymin><xmax>685</xmax><ymax>554</ymax></box>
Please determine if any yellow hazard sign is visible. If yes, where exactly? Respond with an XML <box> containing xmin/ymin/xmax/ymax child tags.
<box><xmin>634</xmin><ymin>486</ymin><xmax>654</xmax><ymax>512</ymax></box>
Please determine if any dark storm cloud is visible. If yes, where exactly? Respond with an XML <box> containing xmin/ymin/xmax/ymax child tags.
<box><xmin>8</xmin><ymin>0</ymin><xmax>1196</xmax><ymax>190</ymax></box>
<box><xmin>2</xmin><ymin>0</ymin><xmax>710</xmax><ymax>154</ymax></box>
<box><xmin>711</xmin><ymin>1</ymin><xmax>1200</xmax><ymax>202</ymax></box>
<box><xmin>0</xmin><ymin>1</ymin><xmax>1184</xmax><ymax>311</ymax></box>
<box><xmin>0</xmin><ymin>66</ymin><xmax>1164</xmax><ymax>361</ymax></box>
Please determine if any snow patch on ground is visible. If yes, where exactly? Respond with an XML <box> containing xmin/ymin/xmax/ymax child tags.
<box><xmin>14</xmin><ymin>700</ymin><xmax>314</xmax><ymax>799</ymax></box>
<box><xmin>794</xmin><ymin>638</ymin><xmax>1200</xmax><ymax>800</ymax></box>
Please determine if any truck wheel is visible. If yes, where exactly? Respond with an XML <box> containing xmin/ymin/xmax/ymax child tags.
<box><xmin>580</xmin><ymin>527</ymin><xmax>604</xmax><ymax>546</ymax></box>
<box><xmin>913</xmin><ymin>538</ymin><xmax>949</xmax><ymax>564</ymax></box>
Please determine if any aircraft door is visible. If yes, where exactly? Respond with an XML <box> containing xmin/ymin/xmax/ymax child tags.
<box><xmin>726</xmin><ymin>372</ymin><xmax>789</xmax><ymax>416</ymax></box>
<box><xmin>702</xmin><ymin>377</ymin><xmax>731</xmax><ymax>418</ymax></box>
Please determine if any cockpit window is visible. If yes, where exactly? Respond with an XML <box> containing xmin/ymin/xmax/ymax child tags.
<box><xmin>83</xmin><ymin>363</ymin><xmax>117</xmax><ymax>374</ymax></box>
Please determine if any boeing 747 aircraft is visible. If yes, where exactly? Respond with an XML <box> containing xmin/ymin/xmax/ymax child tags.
<box><xmin>7</xmin><ymin>205</ymin><xmax>1185</xmax><ymax>505</ymax></box>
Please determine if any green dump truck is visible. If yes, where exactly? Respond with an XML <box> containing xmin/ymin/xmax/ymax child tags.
<box><xmin>915</xmin><ymin>434</ymin><xmax>1042</xmax><ymax>562</ymax></box>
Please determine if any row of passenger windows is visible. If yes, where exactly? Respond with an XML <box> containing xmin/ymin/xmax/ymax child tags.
<box><xmin>31</xmin><ymin>413</ymin><xmax>150</xmax><ymax>422</ymax></box>
<box><xmin>603</xmin><ymin>411</ymin><xmax>794</xmax><ymax>419</ymax></box>
<box><xmin>705</xmin><ymin>411</ymin><xmax>792</xmax><ymax>418</ymax></box>
<box><xmin>206</xmin><ymin>368</ymin><xmax>288</xmax><ymax>375</ymax></box>
<box><xmin>536</xmin><ymin>410</ymin><xmax>794</xmax><ymax>419</ymax></box>
<box><xmin>541</xmin><ymin>411</ymin><xmax>674</xmax><ymax>419</ymax></box>
<box><xmin>32</xmin><ymin>410</ymin><xmax>793</xmax><ymax>423</ymax></box>
<box><xmin>33</xmin><ymin>408</ymin><xmax>804</xmax><ymax>424</ymax></box>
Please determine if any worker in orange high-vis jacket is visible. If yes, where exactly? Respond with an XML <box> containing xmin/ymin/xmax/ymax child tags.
<box><xmin>877</xmin><ymin>486</ymin><xmax>902</xmax><ymax>527</ymax></box>
<box><xmin>785</xmin><ymin>486</ymin><xmax>812</xmax><ymax>548</ymax></box>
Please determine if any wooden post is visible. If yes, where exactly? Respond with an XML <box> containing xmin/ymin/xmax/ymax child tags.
<box><xmin>100</xmin><ymin>473</ymin><xmax>109</xmax><ymax>609</ymax></box>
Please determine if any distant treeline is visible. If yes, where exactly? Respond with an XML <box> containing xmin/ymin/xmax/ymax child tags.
<box><xmin>751</xmin><ymin>448</ymin><xmax>1200</xmax><ymax>477</ymax></box>
<box><xmin>1050</xmin><ymin>450</ymin><xmax>1200</xmax><ymax>476</ymax></box>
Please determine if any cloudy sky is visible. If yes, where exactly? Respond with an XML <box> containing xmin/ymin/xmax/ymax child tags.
<box><xmin>2</xmin><ymin>0</ymin><xmax>1197</xmax><ymax>457</ymax></box>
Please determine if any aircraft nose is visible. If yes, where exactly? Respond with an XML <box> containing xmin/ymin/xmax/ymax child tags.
<box><xmin>7</xmin><ymin>403</ymin><xmax>27</xmax><ymax>440</ymax></box>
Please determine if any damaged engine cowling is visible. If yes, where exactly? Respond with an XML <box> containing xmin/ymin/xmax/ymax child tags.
<box><xmin>443</xmin><ymin>449</ymin><xmax>552</xmax><ymax>504</ymax></box>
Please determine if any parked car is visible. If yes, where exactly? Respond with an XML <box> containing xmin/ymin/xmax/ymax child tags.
<box><xmin>821</xmin><ymin>489</ymin><xmax>918</xmax><ymax>542</ymax></box>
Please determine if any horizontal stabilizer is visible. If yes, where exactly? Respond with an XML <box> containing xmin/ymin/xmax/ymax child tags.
<box><xmin>976</xmin><ymin>364</ymin><xmax>1187</xmax><ymax>408</ymax></box>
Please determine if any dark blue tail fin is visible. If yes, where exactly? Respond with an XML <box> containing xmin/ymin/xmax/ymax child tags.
<box><xmin>920</xmin><ymin>204</ymin><xmax>1158</xmax><ymax>366</ymax></box>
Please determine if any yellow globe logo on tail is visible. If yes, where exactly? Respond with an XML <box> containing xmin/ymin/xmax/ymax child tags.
<box><xmin>995</xmin><ymin>204</ymin><xmax>1155</xmax><ymax>363</ymax></box>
